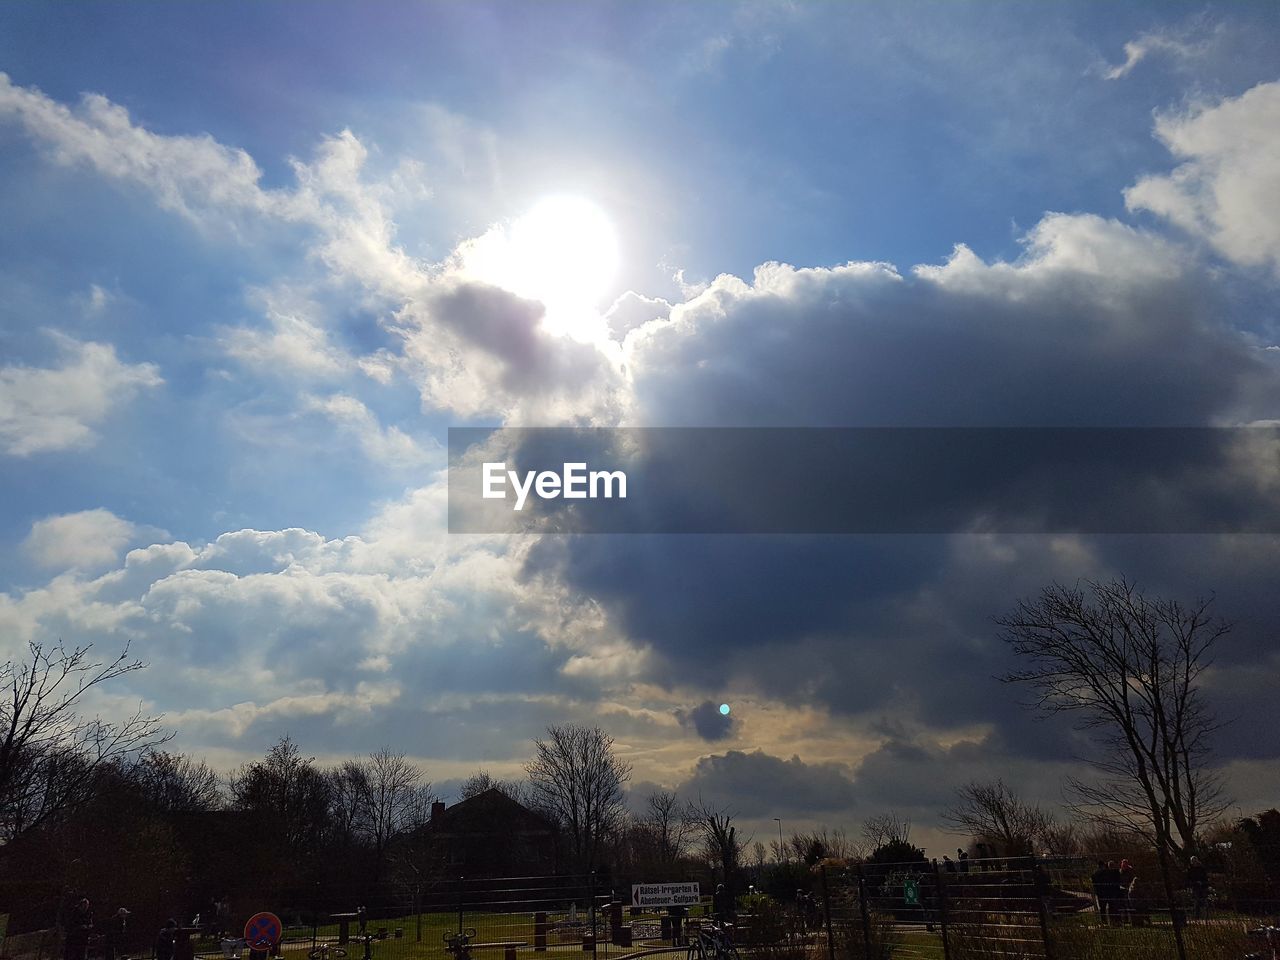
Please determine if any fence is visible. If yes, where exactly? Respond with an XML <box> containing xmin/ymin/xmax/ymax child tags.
<box><xmin>821</xmin><ymin>855</ymin><xmax>1279</xmax><ymax>960</ymax></box>
<box><xmin>4</xmin><ymin>862</ymin><xmax>1278</xmax><ymax>960</ymax></box>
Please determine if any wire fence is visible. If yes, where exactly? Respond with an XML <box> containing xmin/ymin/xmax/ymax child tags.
<box><xmin>5</xmin><ymin>860</ymin><xmax>1279</xmax><ymax>960</ymax></box>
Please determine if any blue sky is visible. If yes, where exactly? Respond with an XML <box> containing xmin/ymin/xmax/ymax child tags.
<box><xmin>2</xmin><ymin>1</ymin><xmax>1279</xmax><ymax>851</ymax></box>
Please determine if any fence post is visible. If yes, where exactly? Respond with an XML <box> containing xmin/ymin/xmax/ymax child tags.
<box><xmin>934</xmin><ymin>861</ymin><xmax>952</xmax><ymax>960</ymax></box>
<box><xmin>589</xmin><ymin>870</ymin><xmax>598</xmax><ymax>960</ymax></box>
<box><xmin>457</xmin><ymin>875</ymin><xmax>465</xmax><ymax>936</ymax></box>
<box><xmin>855</xmin><ymin>863</ymin><xmax>872</xmax><ymax>955</ymax></box>
<box><xmin>1033</xmin><ymin>858</ymin><xmax>1055</xmax><ymax>960</ymax></box>
<box><xmin>820</xmin><ymin>864</ymin><xmax>836</xmax><ymax>960</ymax></box>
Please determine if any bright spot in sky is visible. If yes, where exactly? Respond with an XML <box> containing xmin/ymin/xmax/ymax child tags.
<box><xmin>719</xmin><ymin>703</ymin><xmax>731</xmax><ymax>716</ymax></box>
<box><xmin>467</xmin><ymin>195</ymin><xmax>620</xmax><ymax>339</ymax></box>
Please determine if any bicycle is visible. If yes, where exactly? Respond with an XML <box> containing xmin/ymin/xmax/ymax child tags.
<box><xmin>308</xmin><ymin>944</ymin><xmax>348</xmax><ymax>960</ymax></box>
<box><xmin>687</xmin><ymin>921</ymin><xmax>741</xmax><ymax>960</ymax></box>
<box><xmin>443</xmin><ymin>928</ymin><xmax>479</xmax><ymax>960</ymax></box>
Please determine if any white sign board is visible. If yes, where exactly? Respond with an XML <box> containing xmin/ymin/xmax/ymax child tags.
<box><xmin>632</xmin><ymin>882</ymin><xmax>700</xmax><ymax>908</ymax></box>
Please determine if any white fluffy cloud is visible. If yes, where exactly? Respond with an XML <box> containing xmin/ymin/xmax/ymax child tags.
<box><xmin>1125</xmin><ymin>80</ymin><xmax>1280</xmax><ymax>277</ymax></box>
<box><xmin>0</xmin><ymin>333</ymin><xmax>163</xmax><ymax>455</ymax></box>
<box><xmin>23</xmin><ymin>508</ymin><xmax>140</xmax><ymax>571</ymax></box>
<box><xmin>0</xmin><ymin>74</ymin><xmax>621</xmax><ymax>423</ymax></box>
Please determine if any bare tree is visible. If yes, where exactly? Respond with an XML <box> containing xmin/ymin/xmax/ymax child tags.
<box><xmin>459</xmin><ymin>769</ymin><xmax>527</xmax><ymax>805</ymax></box>
<box><xmin>861</xmin><ymin>812</ymin><xmax>913</xmax><ymax>851</ymax></box>
<box><xmin>688</xmin><ymin>799</ymin><xmax>746</xmax><ymax>888</ymax></box>
<box><xmin>362</xmin><ymin>748</ymin><xmax>433</xmax><ymax>876</ymax></box>
<box><xmin>0</xmin><ymin>640</ymin><xmax>168</xmax><ymax>842</ymax></box>
<box><xmin>998</xmin><ymin>578</ymin><xmax>1233</xmax><ymax>960</ymax></box>
<box><xmin>128</xmin><ymin>750</ymin><xmax>223</xmax><ymax>812</ymax></box>
<box><xmin>646</xmin><ymin>789</ymin><xmax>692</xmax><ymax>866</ymax></box>
<box><xmin>943</xmin><ymin>779</ymin><xmax>1055</xmax><ymax>857</ymax></box>
<box><xmin>789</xmin><ymin>826</ymin><xmax>860</xmax><ymax>864</ymax></box>
<box><xmin>525</xmin><ymin>724</ymin><xmax>632</xmax><ymax>870</ymax></box>
<box><xmin>997</xmin><ymin>578</ymin><xmax>1231</xmax><ymax>864</ymax></box>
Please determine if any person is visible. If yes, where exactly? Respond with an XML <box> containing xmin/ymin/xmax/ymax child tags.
<box><xmin>1091</xmin><ymin>861</ymin><xmax>1113</xmax><ymax>925</ymax></box>
<box><xmin>104</xmin><ymin>908</ymin><xmax>129</xmax><ymax>960</ymax></box>
<box><xmin>1187</xmin><ymin>856</ymin><xmax>1209</xmax><ymax>920</ymax></box>
<box><xmin>712</xmin><ymin>884</ymin><xmax>729</xmax><ymax>923</ymax></box>
<box><xmin>64</xmin><ymin>899</ymin><xmax>93</xmax><ymax>960</ymax></box>
<box><xmin>943</xmin><ymin>855</ymin><xmax>956</xmax><ymax>873</ymax></box>
<box><xmin>156</xmin><ymin>919</ymin><xmax>179</xmax><ymax>960</ymax></box>
<box><xmin>957</xmin><ymin>849</ymin><xmax>970</xmax><ymax>874</ymax></box>
<box><xmin>1117</xmin><ymin>860</ymin><xmax>1136</xmax><ymax>925</ymax></box>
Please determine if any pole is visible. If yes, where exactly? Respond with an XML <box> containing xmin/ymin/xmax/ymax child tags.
<box><xmin>819</xmin><ymin>864</ymin><xmax>836</xmax><ymax>960</ymax></box>
<box><xmin>589</xmin><ymin>870</ymin><xmax>598</xmax><ymax>960</ymax></box>
<box><xmin>1033</xmin><ymin>858</ymin><xmax>1055</xmax><ymax>960</ymax></box>
<box><xmin>416</xmin><ymin>883</ymin><xmax>423</xmax><ymax>943</ymax></box>
<box><xmin>934</xmin><ymin>861</ymin><xmax>952</xmax><ymax>960</ymax></box>
<box><xmin>855</xmin><ymin>864</ymin><xmax>872</xmax><ymax>953</ymax></box>
<box><xmin>774</xmin><ymin>819</ymin><xmax>784</xmax><ymax>862</ymax></box>
<box><xmin>458</xmin><ymin>876</ymin><xmax>465</xmax><ymax>937</ymax></box>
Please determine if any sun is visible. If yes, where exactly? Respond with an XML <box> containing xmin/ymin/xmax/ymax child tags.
<box><xmin>476</xmin><ymin>195</ymin><xmax>621</xmax><ymax>339</ymax></box>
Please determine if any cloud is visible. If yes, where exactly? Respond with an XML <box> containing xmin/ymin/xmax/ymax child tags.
<box><xmin>0</xmin><ymin>333</ymin><xmax>163</xmax><ymax>455</ymax></box>
<box><xmin>1125</xmin><ymin>81</ymin><xmax>1280</xmax><ymax>277</ymax></box>
<box><xmin>1103</xmin><ymin>23</ymin><xmax>1221</xmax><ymax>80</ymax></box>
<box><xmin>305</xmin><ymin>393</ymin><xmax>433</xmax><ymax>469</ymax></box>
<box><xmin>0</xmin><ymin>74</ymin><xmax>620</xmax><ymax>421</ymax></box>
<box><xmin>677</xmin><ymin>700</ymin><xmax>735</xmax><ymax>741</ymax></box>
<box><xmin>677</xmin><ymin>750</ymin><xmax>858</xmax><ymax>817</ymax></box>
<box><xmin>23</xmin><ymin>509</ymin><xmax>141</xmax><ymax>571</ymax></box>
<box><xmin>605</xmin><ymin>291</ymin><xmax>672</xmax><ymax>341</ymax></box>
<box><xmin>622</xmin><ymin>213</ymin><xmax>1273</xmax><ymax>430</ymax></box>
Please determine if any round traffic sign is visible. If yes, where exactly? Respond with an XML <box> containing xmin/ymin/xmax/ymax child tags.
<box><xmin>244</xmin><ymin>912</ymin><xmax>283</xmax><ymax>948</ymax></box>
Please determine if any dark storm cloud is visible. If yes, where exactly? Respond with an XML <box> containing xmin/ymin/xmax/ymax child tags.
<box><xmin>676</xmin><ymin>750</ymin><xmax>859</xmax><ymax>817</ymax></box>
<box><xmin>516</xmin><ymin>217</ymin><xmax>1280</xmax><ymax>785</ymax></box>
<box><xmin>424</xmin><ymin>280</ymin><xmax>613</xmax><ymax>395</ymax></box>
<box><xmin>677</xmin><ymin>700</ymin><xmax>735</xmax><ymax>741</ymax></box>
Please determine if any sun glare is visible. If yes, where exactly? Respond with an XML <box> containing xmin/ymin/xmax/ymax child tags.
<box><xmin>474</xmin><ymin>195</ymin><xmax>620</xmax><ymax>339</ymax></box>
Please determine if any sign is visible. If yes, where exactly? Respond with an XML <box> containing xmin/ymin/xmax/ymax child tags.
<box><xmin>244</xmin><ymin>913</ymin><xmax>283</xmax><ymax>949</ymax></box>
<box><xmin>632</xmin><ymin>883</ymin><xmax>700</xmax><ymax>908</ymax></box>
<box><xmin>903</xmin><ymin>879</ymin><xmax>920</xmax><ymax>907</ymax></box>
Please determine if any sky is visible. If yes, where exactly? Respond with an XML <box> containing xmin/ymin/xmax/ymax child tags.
<box><xmin>1</xmin><ymin>1</ymin><xmax>1279</xmax><ymax>856</ymax></box>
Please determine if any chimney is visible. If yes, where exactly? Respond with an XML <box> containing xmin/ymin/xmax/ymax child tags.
<box><xmin>431</xmin><ymin>800</ymin><xmax>446</xmax><ymax>822</ymax></box>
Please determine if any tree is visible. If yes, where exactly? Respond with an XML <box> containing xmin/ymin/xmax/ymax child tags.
<box><xmin>646</xmin><ymin>789</ymin><xmax>692</xmax><ymax>866</ymax></box>
<box><xmin>861</xmin><ymin>813</ymin><xmax>913</xmax><ymax>852</ymax></box>
<box><xmin>525</xmin><ymin>724</ymin><xmax>632</xmax><ymax>870</ymax></box>
<box><xmin>862</xmin><ymin>813</ymin><xmax>926</xmax><ymax>864</ymax></box>
<box><xmin>128</xmin><ymin>750</ymin><xmax>223</xmax><ymax>812</ymax></box>
<box><xmin>996</xmin><ymin>578</ymin><xmax>1231</xmax><ymax>864</ymax></box>
<box><xmin>0</xmin><ymin>640</ymin><xmax>168</xmax><ymax>842</ymax></box>
<box><xmin>688</xmin><ymin>800</ymin><xmax>746</xmax><ymax>889</ymax></box>
<box><xmin>788</xmin><ymin>827</ymin><xmax>859</xmax><ymax>864</ymax></box>
<box><xmin>359</xmin><ymin>748</ymin><xmax>433</xmax><ymax>878</ymax></box>
<box><xmin>229</xmin><ymin>736</ymin><xmax>332</xmax><ymax>855</ymax></box>
<box><xmin>943</xmin><ymin>779</ymin><xmax>1055</xmax><ymax>857</ymax></box>
<box><xmin>459</xmin><ymin>769</ymin><xmax>527</xmax><ymax>805</ymax></box>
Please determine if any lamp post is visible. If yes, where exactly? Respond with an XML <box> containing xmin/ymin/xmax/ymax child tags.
<box><xmin>774</xmin><ymin>818</ymin><xmax>784</xmax><ymax>863</ymax></box>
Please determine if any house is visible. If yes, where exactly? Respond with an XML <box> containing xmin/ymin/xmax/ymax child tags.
<box><xmin>409</xmin><ymin>788</ymin><xmax>560</xmax><ymax>878</ymax></box>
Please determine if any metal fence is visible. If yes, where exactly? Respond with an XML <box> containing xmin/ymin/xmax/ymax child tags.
<box><xmin>821</xmin><ymin>855</ymin><xmax>1280</xmax><ymax>960</ymax></box>
<box><xmin>5</xmin><ymin>862</ymin><xmax>1278</xmax><ymax>960</ymax></box>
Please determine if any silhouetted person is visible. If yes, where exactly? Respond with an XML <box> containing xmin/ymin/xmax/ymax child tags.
<box><xmin>104</xmin><ymin>908</ymin><xmax>130</xmax><ymax>960</ymax></box>
<box><xmin>943</xmin><ymin>855</ymin><xmax>956</xmax><ymax>873</ymax></box>
<box><xmin>64</xmin><ymin>899</ymin><xmax>93</xmax><ymax>960</ymax></box>
<box><xmin>1186</xmin><ymin>856</ymin><xmax>1209</xmax><ymax>919</ymax></box>
<box><xmin>1117</xmin><ymin>860</ymin><xmax>1136</xmax><ymax>924</ymax></box>
<box><xmin>957</xmin><ymin>849</ymin><xmax>970</xmax><ymax>874</ymax></box>
<box><xmin>1094</xmin><ymin>861</ymin><xmax>1122</xmax><ymax>925</ymax></box>
<box><xmin>156</xmin><ymin>919</ymin><xmax>179</xmax><ymax>960</ymax></box>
